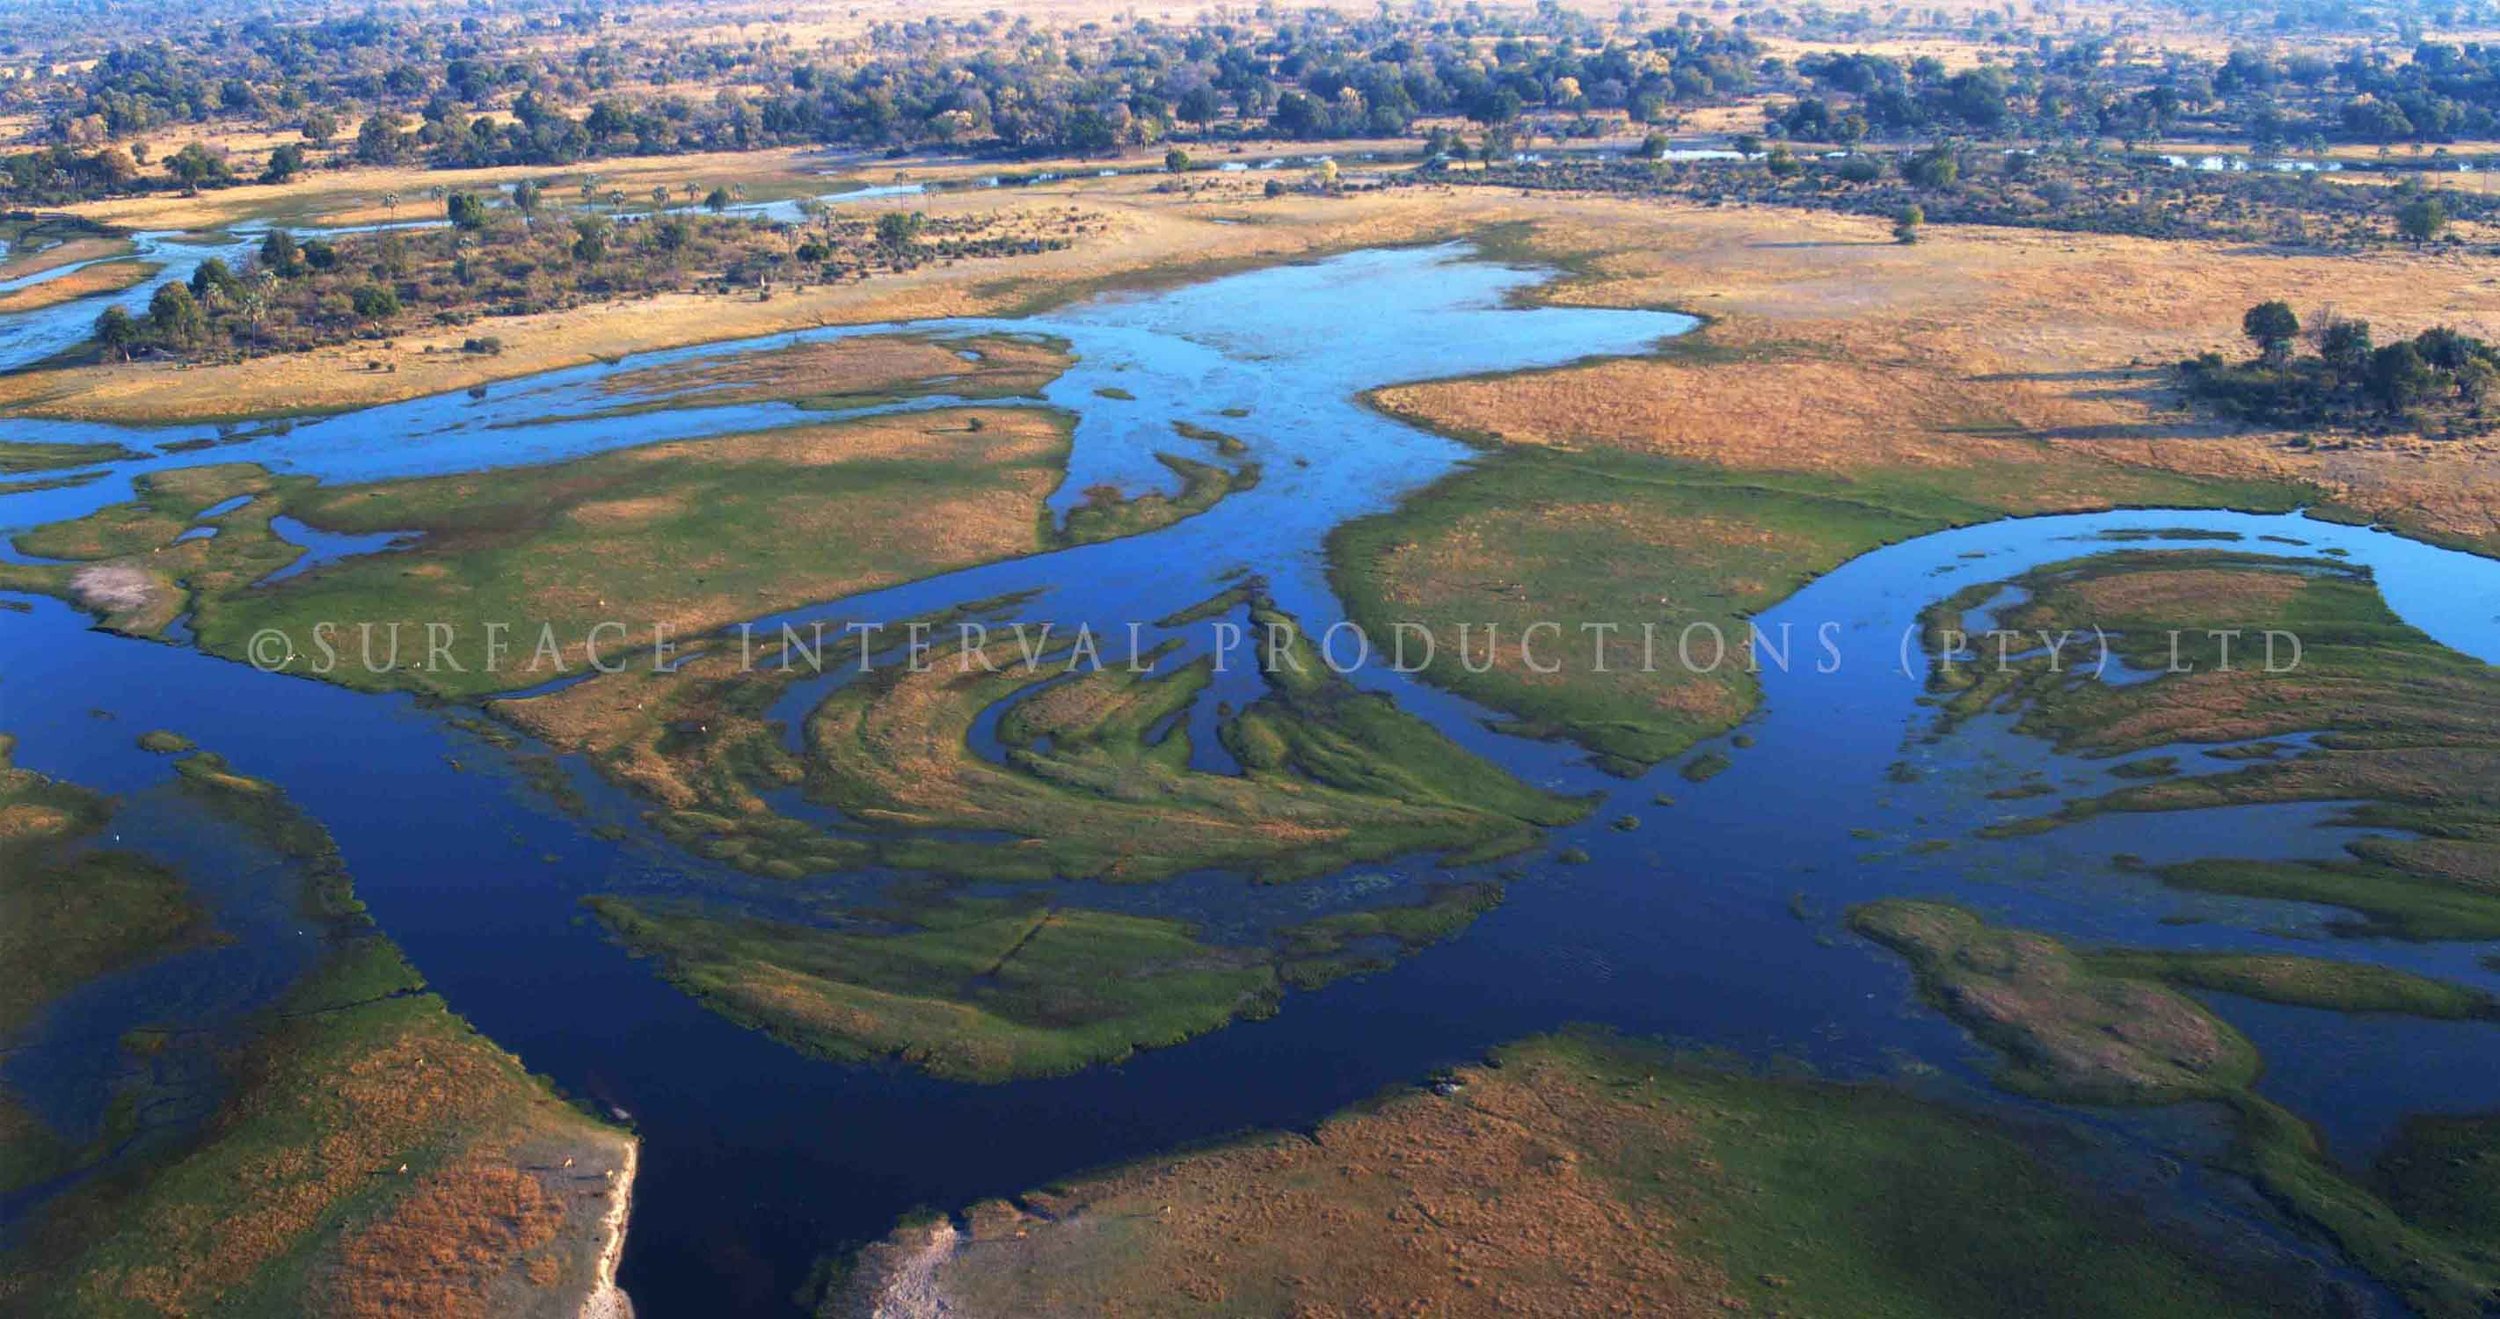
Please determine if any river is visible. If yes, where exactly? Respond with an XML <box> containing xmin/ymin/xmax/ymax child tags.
<box><xmin>3</xmin><ymin>242</ymin><xmax>2497</xmax><ymax>1314</ymax></box>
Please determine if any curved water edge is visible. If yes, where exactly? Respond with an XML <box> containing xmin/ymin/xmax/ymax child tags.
<box><xmin>0</xmin><ymin>172</ymin><xmax>1068</xmax><ymax>377</ymax></box>
<box><xmin>0</xmin><ymin>243</ymin><xmax>2495</xmax><ymax>1313</ymax></box>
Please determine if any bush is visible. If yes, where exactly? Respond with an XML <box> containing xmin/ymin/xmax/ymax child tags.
<box><xmin>351</xmin><ymin>284</ymin><xmax>402</xmax><ymax>319</ymax></box>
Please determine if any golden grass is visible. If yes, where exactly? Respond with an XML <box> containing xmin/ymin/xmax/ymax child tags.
<box><xmin>595</xmin><ymin>332</ymin><xmax>1067</xmax><ymax>411</ymax></box>
<box><xmin>11</xmin><ymin>175</ymin><xmax>2495</xmax><ymax>545</ymax></box>
<box><xmin>0</xmin><ymin>259</ymin><xmax>157</xmax><ymax>314</ymax></box>
<box><xmin>914</xmin><ymin>1041</ymin><xmax>1710</xmax><ymax>1316</ymax></box>
<box><xmin>0</xmin><ymin>181</ymin><xmax>1496</xmax><ymax>422</ymax></box>
<box><xmin>1384</xmin><ymin>202</ymin><xmax>2500</xmax><ymax>550</ymax></box>
<box><xmin>0</xmin><ymin>236</ymin><xmax>131</xmax><ymax>282</ymax></box>
<box><xmin>59</xmin><ymin>146</ymin><xmax>838</xmax><ymax>232</ymax></box>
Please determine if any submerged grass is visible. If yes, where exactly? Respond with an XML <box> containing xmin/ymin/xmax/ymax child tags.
<box><xmin>1853</xmin><ymin>899</ymin><xmax>2500</xmax><ymax>1318</ymax></box>
<box><xmin>0</xmin><ymin>748</ymin><xmax>631</xmax><ymax>1317</ymax></box>
<box><xmin>584</xmin><ymin>870</ymin><xmax>1517</xmax><ymax>1082</ymax></box>
<box><xmin>2087</xmin><ymin>950</ymin><xmax>2500</xmax><ymax>1019</ymax></box>
<box><xmin>0</xmin><ymin>733</ymin><xmax>212</xmax><ymax>1040</ymax></box>
<box><xmin>804</xmin><ymin>587</ymin><xmax>1587</xmax><ymax>885</ymax></box>
<box><xmin>585</xmin><ymin>892</ymin><xmax>1281</xmax><ymax>1084</ymax></box>
<box><xmin>1932</xmin><ymin>552</ymin><xmax>2500</xmax><ymax>940</ymax></box>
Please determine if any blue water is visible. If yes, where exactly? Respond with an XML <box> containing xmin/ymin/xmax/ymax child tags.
<box><xmin>1</xmin><ymin>244</ymin><xmax>2496</xmax><ymax>1315</ymax></box>
<box><xmin>0</xmin><ymin>231</ymin><xmax>266</xmax><ymax>371</ymax></box>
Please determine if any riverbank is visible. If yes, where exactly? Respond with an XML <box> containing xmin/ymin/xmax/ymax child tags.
<box><xmin>581</xmin><ymin>1138</ymin><xmax>640</xmax><ymax>1319</ymax></box>
<box><xmin>1852</xmin><ymin>899</ymin><xmax>2500</xmax><ymax>1316</ymax></box>
<box><xmin>0</xmin><ymin>260</ymin><xmax>157</xmax><ymax>315</ymax></box>
<box><xmin>0</xmin><ymin>747</ymin><xmax>636</xmax><ymax>1316</ymax></box>
<box><xmin>837</xmin><ymin>1029</ymin><xmax>2311</xmax><ymax>1317</ymax></box>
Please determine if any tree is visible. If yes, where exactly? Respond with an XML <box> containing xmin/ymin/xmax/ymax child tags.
<box><xmin>351</xmin><ymin>284</ymin><xmax>403</xmax><ymax>321</ymax></box>
<box><xmin>571</xmin><ymin>215</ymin><xmax>610</xmax><ymax>265</ymax></box>
<box><xmin>356</xmin><ymin>113</ymin><xmax>405</xmax><ymax>165</ymax></box>
<box><xmin>302</xmin><ymin>110</ymin><xmax>338</xmax><ymax>146</ymax></box>
<box><xmin>1903</xmin><ymin>146</ymin><xmax>1959</xmax><ymax>188</ymax></box>
<box><xmin>260</xmin><ymin>142</ymin><xmax>305</xmax><ymax>185</ymax></box>
<box><xmin>445</xmin><ymin>192</ymin><xmax>491</xmax><ymax>232</ymax></box>
<box><xmin>2367</xmin><ymin>342</ymin><xmax>2433</xmax><ymax>413</ymax></box>
<box><xmin>238</xmin><ymin>276</ymin><xmax>271</xmax><ymax>356</ymax></box>
<box><xmin>189</xmin><ymin>257</ymin><xmax>241</xmax><ymax>306</ymax></box>
<box><xmin>95</xmin><ymin>305</ymin><xmax>141</xmax><ymax>360</ymax></box>
<box><xmin>163</xmin><ymin>142</ymin><xmax>229</xmax><ymax>194</ymax></box>
<box><xmin>2319</xmin><ymin>318</ymin><xmax>2374</xmax><ymax>376</ymax></box>
<box><xmin>148</xmin><ymin>282</ymin><xmax>206</xmax><ymax>347</ymax></box>
<box><xmin>2241</xmin><ymin>302</ymin><xmax>2300</xmax><ymax>365</ymax></box>
<box><xmin>1893</xmin><ymin>204</ymin><xmax>1924</xmax><ymax>244</ymax></box>
<box><xmin>1178</xmin><ymin>84</ymin><xmax>1223</xmax><ymax>130</ymax></box>
<box><xmin>704</xmin><ymin>186</ymin><xmax>731</xmax><ymax>213</ymax></box>
<box><xmin>512</xmin><ymin>179</ymin><xmax>542</xmax><ymax>224</ymax></box>
<box><xmin>1165</xmin><ymin>148</ymin><xmax>1191</xmax><ymax>173</ymax></box>
<box><xmin>259</xmin><ymin>229</ymin><xmax>303</xmax><ymax>277</ymax></box>
<box><xmin>2397</xmin><ymin>194</ymin><xmax>2449</xmax><ymax>244</ymax></box>
<box><xmin>875</xmin><ymin>210</ymin><xmax>926</xmax><ymax>251</ymax></box>
<box><xmin>652</xmin><ymin>217</ymin><xmax>692</xmax><ymax>261</ymax></box>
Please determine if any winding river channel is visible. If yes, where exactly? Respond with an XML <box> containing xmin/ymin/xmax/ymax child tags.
<box><xmin>5</xmin><ymin>242</ymin><xmax>2499</xmax><ymax>1312</ymax></box>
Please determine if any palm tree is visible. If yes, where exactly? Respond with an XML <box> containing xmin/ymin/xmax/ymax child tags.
<box><xmin>239</xmin><ymin>271</ymin><xmax>278</xmax><ymax>357</ymax></box>
<box><xmin>381</xmin><ymin>190</ymin><xmax>399</xmax><ymax>216</ymax></box>
<box><xmin>651</xmin><ymin>184</ymin><xmax>671</xmax><ymax>211</ymax></box>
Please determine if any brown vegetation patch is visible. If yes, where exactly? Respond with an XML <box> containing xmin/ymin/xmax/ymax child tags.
<box><xmin>2063</xmin><ymin>567</ymin><xmax>2305</xmax><ymax>618</ymax></box>
<box><xmin>921</xmin><ymin>1042</ymin><xmax>1719</xmax><ymax>1316</ymax></box>
<box><xmin>564</xmin><ymin>494</ymin><xmax>691</xmax><ymax>529</ymax></box>
<box><xmin>0</xmin><ymin>802</ymin><xmax>74</xmax><ymax>842</ymax></box>
<box><xmin>597</xmin><ymin>332</ymin><xmax>1066</xmax><ymax>410</ymax></box>
<box><xmin>326</xmin><ymin>1153</ymin><xmax>564</xmax><ymax>1318</ymax></box>
<box><xmin>0</xmin><ymin>259</ymin><xmax>156</xmax><ymax>315</ymax></box>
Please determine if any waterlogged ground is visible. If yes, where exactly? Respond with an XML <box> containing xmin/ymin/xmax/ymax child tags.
<box><xmin>4</xmin><ymin>244</ymin><xmax>2500</xmax><ymax>1313</ymax></box>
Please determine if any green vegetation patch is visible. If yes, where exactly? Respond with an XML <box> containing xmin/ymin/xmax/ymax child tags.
<box><xmin>1274</xmin><ymin>881</ymin><xmax>1501</xmax><ymax>988</ymax></box>
<box><xmin>805</xmin><ymin>589</ymin><xmax>1588</xmax><ymax>885</ymax></box>
<box><xmin>0</xmin><ymin>748</ymin><xmax>629</xmax><ymax>1316</ymax></box>
<box><xmin>1930</xmin><ymin>552</ymin><xmax>2500</xmax><ymax>941</ymax></box>
<box><xmin>1849</xmin><ymin>899</ymin><xmax>2259</xmax><ymax>1104</ymax></box>
<box><xmin>877</xmin><ymin>1027</ymin><xmax>2293</xmax><ymax>1318</ymax></box>
<box><xmin>0</xmin><ymin>734</ymin><xmax>212</xmax><ymax>1037</ymax></box>
<box><xmin>1058</xmin><ymin>452</ymin><xmax>1259</xmax><ymax>547</ymax></box>
<box><xmin>0</xmin><ymin>438</ymin><xmax>143</xmax><ymax>475</ymax></box>
<box><xmin>2377</xmin><ymin>1114</ymin><xmax>2500</xmax><ymax>1259</ymax></box>
<box><xmin>586</xmin><ymin>891</ymin><xmax>1280</xmax><ymax>1083</ymax></box>
<box><xmin>1537</xmin><ymin>1032</ymin><xmax>2289</xmax><ymax>1319</ymax></box>
<box><xmin>582</xmin><ymin>331</ymin><xmax>1071</xmax><ymax>420</ymax></box>
<box><xmin>2086</xmin><ymin>950</ymin><xmax>2500</xmax><ymax>1019</ymax></box>
<box><xmin>1853</xmin><ymin>899</ymin><xmax>2500</xmax><ymax>1317</ymax></box>
<box><xmin>1329</xmin><ymin>444</ymin><xmax>2303</xmax><ymax>771</ymax></box>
